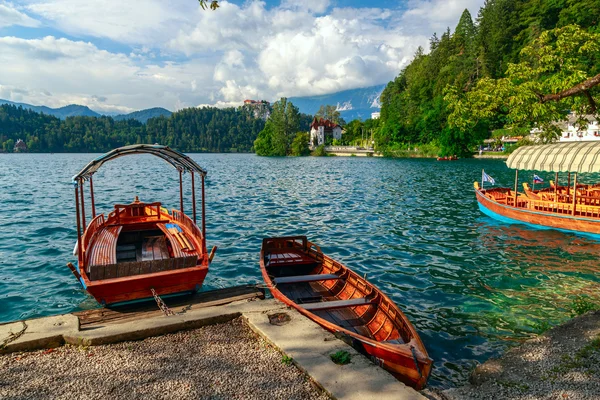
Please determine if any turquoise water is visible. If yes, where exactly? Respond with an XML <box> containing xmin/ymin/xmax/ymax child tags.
<box><xmin>1</xmin><ymin>153</ymin><xmax>600</xmax><ymax>387</ymax></box>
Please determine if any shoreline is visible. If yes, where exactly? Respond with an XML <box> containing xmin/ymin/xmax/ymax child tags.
<box><xmin>426</xmin><ymin>311</ymin><xmax>600</xmax><ymax>400</ymax></box>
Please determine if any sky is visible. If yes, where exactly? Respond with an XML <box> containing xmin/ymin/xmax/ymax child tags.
<box><xmin>0</xmin><ymin>0</ymin><xmax>485</xmax><ymax>114</ymax></box>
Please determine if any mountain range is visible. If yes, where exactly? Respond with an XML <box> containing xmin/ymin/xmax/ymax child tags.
<box><xmin>0</xmin><ymin>99</ymin><xmax>172</xmax><ymax>123</ymax></box>
<box><xmin>289</xmin><ymin>84</ymin><xmax>384</xmax><ymax>121</ymax></box>
<box><xmin>0</xmin><ymin>84</ymin><xmax>384</xmax><ymax>124</ymax></box>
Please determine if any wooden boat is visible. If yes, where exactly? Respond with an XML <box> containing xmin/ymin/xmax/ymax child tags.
<box><xmin>260</xmin><ymin>236</ymin><xmax>432</xmax><ymax>389</ymax></box>
<box><xmin>437</xmin><ymin>155</ymin><xmax>458</xmax><ymax>161</ymax></box>
<box><xmin>475</xmin><ymin>141</ymin><xmax>600</xmax><ymax>237</ymax></box>
<box><xmin>67</xmin><ymin>145</ymin><xmax>212</xmax><ymax>306</ymax></box>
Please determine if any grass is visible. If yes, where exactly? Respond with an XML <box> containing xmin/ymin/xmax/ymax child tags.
<box><xmin>281</xmin><ymin>355</ymin><xmax>293</xmax><ymax>366</ymax></box>
<box><xmin>571</xmin><ymin>296</ymin><xmax>599</xmax><ymax>317</ymax></box>
<box><xmin>329</xmin><ymin>350</ymin><xmax>352</xmax><ymax>365</ymax></box>
<box><xmin>548</xmin><ymin>335</ymin><xmax>600</xmax><ymax>377</ymax></box>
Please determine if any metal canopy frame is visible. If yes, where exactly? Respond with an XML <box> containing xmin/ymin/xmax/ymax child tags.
<box><xmin>72</xmin><ymin>144</ymin><xmax>207</xmax><ymax>184</ymax></box>
<box><xmin>72</xmin><ymin>145</ymin><xmax>207</xmax><ymax>259</ymax></box>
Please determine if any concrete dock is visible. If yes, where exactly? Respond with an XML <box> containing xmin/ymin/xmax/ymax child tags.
<box><xmin>0</xmin><ymin>287</ymin><xmax>425</xmax><ymax>400</ymax></box>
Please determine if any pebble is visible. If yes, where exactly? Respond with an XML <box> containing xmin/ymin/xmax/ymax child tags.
<box><xmin>0</xmin><ymin>317</ymin><xmax>331</xmax><ymax>400</ymax></box>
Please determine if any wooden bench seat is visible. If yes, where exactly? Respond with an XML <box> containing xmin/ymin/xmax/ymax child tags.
<box><xmin>266</xmin><ymin>251</ymin><xmax>315</xmax><ymax>267</ymax></box>
<box><xmin>273</xmin><ymin>274</ymin><xmax>340</xmax><ymax>285</ymax></box>
<box><xmin>301</xmin><ymin>297</ymin><xmax>376</xmax><ymax>311</ymax></box>
<box><xmin>87</xmin><ymin>225</ymin><xmax>122</xmax><ymax>270</ymax></box>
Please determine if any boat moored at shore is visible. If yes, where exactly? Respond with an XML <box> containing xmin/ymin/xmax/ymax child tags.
<box><xmin>259</xmin><ymin>236</ymin><xmax>432</xmax><ymax>389</ymax></box>
<box><xmin>68</xmin><ymin>144</ymin><xmax>211</xmax><ymax>306</ymax></box>
<box><xmin>475</xmin><ymin>141</ymin><xmax>600</xmax><ymax>237</ymax></box>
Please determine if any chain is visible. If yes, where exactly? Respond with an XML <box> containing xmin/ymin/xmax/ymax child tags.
<box><xmin>151</xmin><ymin>288</ymin><xmax>174</xmax><ymax>316</ymax></box>
<box><xmin>151</xmin><ymin>289</ymin><xmax>194</xmax><ymax>316</ymax></box>
<box><xmin>1</xmin><ymin>321</ymin><xmax>28</xmax><ymax>350</ymax></box>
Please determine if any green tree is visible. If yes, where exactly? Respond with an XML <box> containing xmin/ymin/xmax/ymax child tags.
<box><xmin>255</xmin><ymin>98</ymin><xmax>300</xmax><ymax>156</ymax></box>
<box><xmin>291</xmin><ymin>132</ymin><xmax>310</xmax><ymax>156</ymax></box>
<box><xmin>315</xmin><ymin>105</ymin><xmax>344</xmax><ymax>125</ymax></box>
<box><xmin>446</xmin><ymin>24</ymin><xmax>600</xmax><ymax>143</ymax></box>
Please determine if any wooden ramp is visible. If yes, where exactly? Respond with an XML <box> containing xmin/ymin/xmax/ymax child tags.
<box><xmin>73</xmin><ymin>285</ymin><xmax>265</xmax><ymax>330</ymax></box>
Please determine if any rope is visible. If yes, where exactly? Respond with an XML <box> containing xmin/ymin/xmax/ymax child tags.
<box><xmin>1</xmin><ymin>321</ymin><xmax>27</xmax><ymax>350</ymax></box>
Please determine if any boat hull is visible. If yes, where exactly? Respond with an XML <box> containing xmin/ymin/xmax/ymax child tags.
<box><xmin>475</xmin><ymin>189</ymin><xmax>600</xmax><ymax>239</ymax></box>
<box><xmin>83</xmin><ymin>264</ymin><xmax>208</xmax><ymax>306</ymax></box>
<box><xmin>260</xmin><ymin>236</ymin><xmax>432</xmax><ymax>390</ymax></box>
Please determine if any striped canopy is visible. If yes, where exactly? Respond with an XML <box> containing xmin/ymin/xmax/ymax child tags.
<box><xmin>506</xmin><ymin>141</ymin><xmax>600</xmax><ymax>173</ymax></box>
<box><xmin>72</xmin><ymin>144</ymin><xmax>206</xmax><ymax>185</ymax></box>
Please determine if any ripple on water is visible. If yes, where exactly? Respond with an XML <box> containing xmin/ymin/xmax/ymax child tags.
<box><xmin>1</xmin><ymin>154</ymin><xmax>600</xmax><ymax>388</ymax></box>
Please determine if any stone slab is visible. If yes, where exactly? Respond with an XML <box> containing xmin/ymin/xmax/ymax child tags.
<box><xmin>244</xmin><ymin>300</ymin><xmax>425</xmax><ymax>400</ymax></box>
<box><xmin>0</xmin><ymin>314</ymin><xmax>79</xmax><ymax>353</ymax></box>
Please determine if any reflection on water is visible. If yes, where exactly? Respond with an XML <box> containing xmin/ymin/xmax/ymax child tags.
<box><xmin>0</xmin><ymin>154</ymin><xmax>599</xmax><ymax>388</ymax></box>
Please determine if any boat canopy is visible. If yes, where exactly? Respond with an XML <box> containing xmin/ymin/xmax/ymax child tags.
<box><xmin>72</xmin><ymin>144</ymin><xmax>207</xmax><ymax>184</ymax></box>
<box><xmin>506</xmin><ymin>141</ymin><xmax>600</xmax><ymax>173</ymax></box>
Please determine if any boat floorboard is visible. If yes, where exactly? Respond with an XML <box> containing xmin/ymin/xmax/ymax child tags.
<box><xmin>73</xmin><ymin>285</ymin><xmax>265</xmax><ymax>330</ymax></box>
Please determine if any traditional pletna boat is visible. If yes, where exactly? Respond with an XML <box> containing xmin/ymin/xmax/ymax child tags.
<box><xmin>260</xmin><ymin>236</ymin><xmax>432</xmax><ymax>389</ymax></box>
<box><xmin>67</xmin><ymin>144</ymin><xmax>211</xmax><ymax>306</ymax></box>
<box><xmin>475</xmin><ymin>141</ymin><xmax>600</xmax><ymax>237</ymax></box>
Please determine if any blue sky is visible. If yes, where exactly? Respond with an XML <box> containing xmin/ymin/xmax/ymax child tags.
<box><xmin>0</xmin><ymin>0</ymin><xmax>485</xmax><ymax>113</ymax></box>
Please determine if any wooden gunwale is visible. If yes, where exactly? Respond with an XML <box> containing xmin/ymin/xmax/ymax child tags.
<box><xmin>260</xmin><ymin>236</ymin><xmax>432</xmax><ymax>389</ymax></box>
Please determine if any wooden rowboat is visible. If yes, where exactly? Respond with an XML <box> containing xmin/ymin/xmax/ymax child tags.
<box><xmin>260</xmin><ymin>236</ymin><xmax>432</xmax><ymax>389</ymax></box>
<box><xmin>67</xmin><ymin>145</ymin><xmax>212</xmax><ymax>306</ymax></box>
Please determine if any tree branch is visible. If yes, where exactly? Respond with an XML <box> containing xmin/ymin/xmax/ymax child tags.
<box><xmin>541</xmin><ymin>73</ymin><xmax>600</xmax><ymax>107</ymax></box>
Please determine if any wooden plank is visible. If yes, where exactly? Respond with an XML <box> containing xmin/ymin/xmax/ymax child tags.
<box><xmin>73</xmin><ymin>285</ymin><xmax>265</xmax><ymax>328</ymax></box>
<box><xmin>273</xmin><ymin>274</ymin><xmax>340</xmax><ymax>285</ymax></box>
<box><xmin>301</xmin><ymin>297</ymin><xmax>376</xmax><ymax>311</ymax></box>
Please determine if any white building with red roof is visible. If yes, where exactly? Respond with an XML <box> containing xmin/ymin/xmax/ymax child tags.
<box><xmin>309</xmin><ymin>117</ymin><xmax>342</xmax><ymax>146</ymax></box>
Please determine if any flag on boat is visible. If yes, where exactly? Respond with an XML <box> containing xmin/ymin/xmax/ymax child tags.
<box><xmin>482</xmin><ymin>170</ymin><xmax>495</xmax><ymax>185</ymax></box>
<box><xmin>533</xmin><ymin>174</ymin><xmax>544</xmax><ymax>184</ymax></box>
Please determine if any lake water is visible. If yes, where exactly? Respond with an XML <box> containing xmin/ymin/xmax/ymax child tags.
<box><xmin>1</xmin><ymin>153</ymin><xmax>599</xmax><ymax>388</ymax></box>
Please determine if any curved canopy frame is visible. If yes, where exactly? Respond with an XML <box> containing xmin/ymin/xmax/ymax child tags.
<box><xmin>72</xmin><ymin>144</ymin><xmax>207</xmax><ymax>185</ymax></box>
<box><xmin>506</xmin><ymin>141</ymin><xmax>600</xmax><ymax>173</ymax></box>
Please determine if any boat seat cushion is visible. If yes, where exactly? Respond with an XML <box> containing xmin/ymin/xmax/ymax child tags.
<box><xmin>273</xmin><ymin>274</ymin><xmax>340</xmax><ymax>285</ymax></box>
<box><xmin>301</xmin><ymin>297</ymin><xmax>376</xmax><ymax>311</ymax></box>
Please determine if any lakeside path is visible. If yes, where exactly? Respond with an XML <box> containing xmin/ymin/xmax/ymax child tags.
<box><xmin>0</xmin><ymin>295</ymin><xmax>424</xmax><ymax>400</ymax></box>
<box><xmin>430</xmin><ymin>311</ymin><xmax>600</xmax><ymax>400</ymax></box>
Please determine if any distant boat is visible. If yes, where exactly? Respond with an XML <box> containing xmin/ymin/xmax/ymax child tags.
<box><xmin>475</xmin><ymin>142</ymin><xmax>600</xmax><ymax>237</ymax></box>
<box><xmin>67</xmin><ymin>144</ymin><xmax>211</xmax><ymax>306</ymax></box>
<box><xmin>260</xmin><ymin>236</ymin><xmax>432</xmax><ymax>389</ymax></box>
<box><xmin>437</xmin><ymin>155</ymin><xmax>458</xmax><ymax>161</ymax></box>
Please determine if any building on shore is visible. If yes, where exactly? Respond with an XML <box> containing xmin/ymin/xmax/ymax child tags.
<box><xmin>243</xmin><ymin>99</ymin><xmax>271</xmax><ymax>120</ymax></box>
<box><xmin>13</xmin><ymin>139</ymin><xmax>27</xmax><ymax>152</ymax></box>
<box><xmin>527</xmin><ymin>114</ymin><xmax>600</xmax><ymax>142</ymax></box>
<box><xmin>309</xmin><ymin>117</ymin><xmax>342</xmax><ymax>147</ymax></box>
<box><xmin>557</xmin><ymin>114</ymin><xmax>599</xmax><ymax>142</ymax></box>
<box><xmin>371</xmin><ymin>111</ymin><xmax>380</xmax><ymax>119</ymax></box>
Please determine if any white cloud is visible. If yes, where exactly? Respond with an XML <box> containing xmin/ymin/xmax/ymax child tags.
<box><xmin>0</xmin><ymin>1</ymin><xmax>39</xmax><ymax>28</ymax></box>
<box><xmin>2</xmin><ymin>0</ymin><xmax>486</xmax><ymax>111</ymax></box>
<box><xmin>401</xmin><ymin>0</ymin><xmax>483</xmax><ymax>35</ymax></box>
<box><xmin>26</xmin><ymin>0</ymin><xmax>193</xmax><ymax>45</ymax></box>
<box><xmin>0</xmin><ymin>36</ymin><xmax>218</xmax><ymax>112</ymax></box>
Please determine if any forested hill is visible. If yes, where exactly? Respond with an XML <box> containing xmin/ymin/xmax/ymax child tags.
<box><xmin>378</xmin><ymin>0</ymin><xmax>600</xmax><ymax>156</ymax></box>
<box><xmin>0</xmin><ymin>104</ymin><xmax>270</xmax><ymax>153</ymax></box>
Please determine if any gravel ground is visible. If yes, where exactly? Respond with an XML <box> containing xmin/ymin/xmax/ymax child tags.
<box><xmin>436</xmin><ymin>310</ymin><xmax>600</xmax><ymax>400</ymax></box>
<box><xmin>0</xmin><ymin>317</ymin><xmax>331</xmax><ymax>400</ymax></box>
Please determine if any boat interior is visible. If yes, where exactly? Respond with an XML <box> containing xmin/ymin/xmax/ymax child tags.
<box><xmin>263</xmin><ymin>237</ymin><xmax>412</xmax><ymax>344</ymax></box>
<box><xmin>83</xmin><ymin>201</ymin><xmax>200</xmax><ymax>281</ymax></box>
